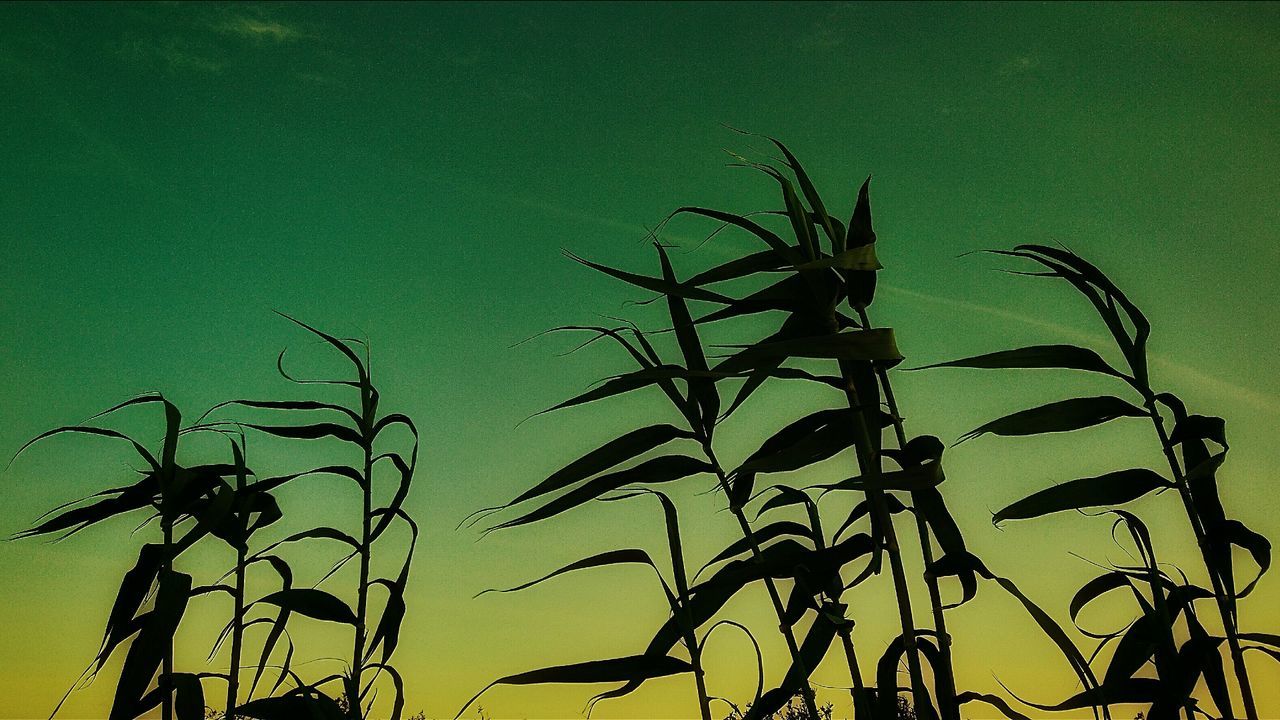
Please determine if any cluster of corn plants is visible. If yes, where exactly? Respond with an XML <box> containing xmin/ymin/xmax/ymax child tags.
<box><xmin>464</xmin><ymin>136</ymin><xmax>1096</xmax><ymax>720</ymax></box>
<box><xmin>10</xmin><ymin>315</ymin><xmax>419</xmax><ymax>720</ymax></box>
<box><xmin>924</xmin><ymin>245</ymin><xmax>1276</xmax><ymax>720</ymax></box>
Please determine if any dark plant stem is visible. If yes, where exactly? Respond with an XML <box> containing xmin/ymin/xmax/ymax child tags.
<box><xmin>836</xmin><ymin>357</ymin><xmax>931</xmax><ymax>717</ymax></box>
<box><xmin>227</xmin><ymin>541</ymin><xmax>246</xmax><ymax>719</ymax></box>
<box><xmin>703</xmin><ymin>442</ymin><xmax>821</xmax><ymax>720</ymax></box>
<box><xmin>1138</xmin><ymin>527</ymin><xmax>1194</xmax><ymax>720</ymax></box>
<box><xmin>162</xmin><ymin>513</ymin><xmax>174</xmax><ymax>720</ymax></box>
<box><xmin>837</xmin><ymin>629</ymin><xmax>872</xmax><ymax>719</ymax></box>
<box><xmin>226</xmin><ymin>463</ymin><xmax>248</xmax><ymax>720</ymax></box>
<box><xmin>350</xmin><ymin>375</ymin><xmax>377</xmax><ymax>720</ymax></box>
<box><xmin>352</xmin><ymin>441</ymin><xmax>373</xmax><ymax>720</ymax></box>
<box><xmin>665</xmin><ymin>502</ymin><xmax>713</xmax><ymax>720</ymax></box>
<box><xmin>1145</xmin><ymin>404</ymin><xmax>1256</xmax><ymax>720</ymax></box>
<box><xmin>805</xmin><ymin>499</ymin><xmax>868</xmax><ymax>720</ymax></box>
<box><xmin>859</xmin><ymin>307</ymin><xmax>958</xmax><ymax>720</ymax></box>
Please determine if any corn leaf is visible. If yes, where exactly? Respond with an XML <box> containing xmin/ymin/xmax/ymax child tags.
<box><xmin>507</xmin><ymin>424</ymin><xmax>695</xmax><ymax>507</ymax></box>
<box><xmin>961</xmin><ymin>395</ymin><xmax>1147</xmax><ymax>442</ymax></box>
<box><xmin>455</xmin><ymin>655</ymin><xmax>694</xmax><ymax>720</ymax></box>
<box><xmin>489</xmin><ymin>455</ymin><xmax>713</xmax><ymax>531</ymax></box>
<box><xmin>993</xmin><ymin>469</ymin><xmax>1171</xmax><ymax>524</ymax></box>
<box><xmin>715</xmin><ymin>329</ymin><xmax>902</xmax><ymax>373</ymax></box>
<box><xmin>258</xmin><ymin>589</ymin><xmax>357</xmax><ymax>625</ymax></box>
<box><xmin>912</xmin><ymin>344</ymin><xmax>1126</xmax><ymax>378</ymax></box>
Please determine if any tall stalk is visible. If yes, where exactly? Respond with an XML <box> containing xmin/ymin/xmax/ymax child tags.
<box><xmin>658</xmin><ymin>489</ymin><xmax>715</xmax><ymax>720</ymax></box>
<box><xmin>835</xmin><ymin>357</ymin><xmax>931</xmax><ymax>717</ymax></box>
<box><xmin>859</xmin><ymin>307</ymin><xmax>959</xmax><ymax>720</ymax></box>
<box><xmin>466</xmin><ymin>312</ymin><xmax>823</xmax><ymax>719</ymax></box>
<box><xmin>224</xmin><ymin>439</ymin><xmax>249</xmax><ymax>720</ymax></box>
<box><xmin>12</xmin><ymin>393</ymin><xmax>223</xmax><ymax>720</ymax></box>
<box><xmin>214</xmin><ymin>314</ymin><xmax>420</xmax><ymax>719</ymax></box>
<box><xmin>351</xmin><ymin>413</ymin><xmax>375</xmax><ymax>719</ymax></box>
<box><xmin>1145</xmin><ymin>399</ymin><xmax>1257</xmax><ymax>720</ymax></box>
<box><xmin>702</xmin><ymin>441</ymin><xmax>822</xmax><ymax>720</ymax></box>
<box><xmin>927</xmin><ymin>244</ymin><xmax>1271</xmax><ymax>719</ymax></box>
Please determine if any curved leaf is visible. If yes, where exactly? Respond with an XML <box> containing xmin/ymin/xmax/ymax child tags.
<box><xmin>956</xmin><ymin>692</ymin><xmax>1031</xmax><ymax>720</ymax></box>
<box><xmin>258</xmin><ymin>589</ymin><xmax>356</xmax><ymax>625</ymax></box>
<box><xmin>477</xmin><ymin>548</ymin><xmax>670</xmax><ymax>600</ymax></box>
<box><xmin>912</xmin><ymin>344</ymin><xmax>1126</xmax><ymax>378</ymax></box>
<box><xmin>994</xmin><ymin>469</ymin><xmax>1171</xmax><ymax>524</ymax></box>
<box><xmin>489</xmin><ymin>455</ymin><xmax>712</xmax><ymax>531</ymax></box>
<box><xmin>455</xmin><ymin>655</ymin><xmax>693</xmax><ymax>720</ymax></box>
<box><xmin>961</xmin><ymin>396</ymin><xmax>1147</xmax><ymax>442</ymax></box>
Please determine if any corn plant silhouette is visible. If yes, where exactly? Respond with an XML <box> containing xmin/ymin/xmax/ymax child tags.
<box><xmin>181</xmin><ymin>432</ymin><xmax>297</xmax><ymax>718</ymax></box>
<box><xmin>11</xmin><ymin>393</ymin><xmax>242</xmax><ymax>720</ymax></box>
<box><xmin>206</xmin><ymin>314</ymin><xmax>420</xmax><ymax>720</ymax></box>
<box><xmin>465</xmin><ymin>136</ymin><xmax>1105</xmax><ymax>720</ymax></box>
<box><xmin>458</xmin><ymin>312</ymin><xmax>789</xmax><ymax>719</ymax></box>
<box><xmin>645</xmin><ymin>134</ymin><xmax>1083</xmax><ymax>720</ymax></box>
<box><xmin>921</xmin><ymin>245</ymin><xmax>1276</xmax><ymax>719</ymax></box>
<box><xmin>461</xmin><ymin>486</ymin><xmax>765</xmax><ymax>720</ymax></box>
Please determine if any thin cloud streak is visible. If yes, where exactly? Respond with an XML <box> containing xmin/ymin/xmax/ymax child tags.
<box><xmin>213</xmin><ymin>15</ymin><xmax>305</xmax><ymax>44</ymax></box>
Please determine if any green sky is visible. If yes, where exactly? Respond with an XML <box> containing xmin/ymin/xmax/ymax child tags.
<box><xmin>2</xmin><ymin>2</ymin><xmax>1279</xmax><ymax>718</ymax></box>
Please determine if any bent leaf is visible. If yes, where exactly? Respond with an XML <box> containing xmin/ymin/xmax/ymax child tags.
<box><xmin>993</xmin><ymin>468</ymin><xmax>1171</xmax><ymax>524</ymax></box>
<box><xmin>258</xmin><ymin>589</ymin><xmax>356</xmax><ymax>625</ymax></box>
<box><xmin>912</xmin><ymin>344</ymin><xmax>1125</xmax><ymax>378</ymax></box>
<box><xmin>455</xmin><ymin>655</ymin><xmax>693</xmax><ymax>720</ymax></box>
<box><xmin>961</xmin><ymin>396</ymin><xmax>1146</xmax><ymax>442</ymax></box>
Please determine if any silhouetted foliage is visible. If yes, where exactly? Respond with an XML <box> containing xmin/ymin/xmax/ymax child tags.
<box><xmin>12</xmin><ymin>316</ymin><xmax>420</xmax><ymax>720</ymax></box>
<box><xmin>928</xmin><ymin>245</ymin><xmax>1276</xmax><ymax>719</ymax></box>
<box><xmin>464</xmin><ymin>135</ymin><xmax>1105</xmax><ymax>720</ymax></box>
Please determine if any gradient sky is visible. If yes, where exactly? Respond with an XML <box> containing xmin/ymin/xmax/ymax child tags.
<box><xmin>2</xmin><ymin>2</ymin><xmax>1279</xmax><ymax>718</ymax></box>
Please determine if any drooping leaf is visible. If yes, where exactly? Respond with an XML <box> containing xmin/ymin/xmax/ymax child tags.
<box><xmin>696</xmin><ymin>521</ymin><xmax>813</xmax><ymax>577</ymax></box>
<box><xmin>241</xmin><ymin>422</ymin><xmax>363</xmax><ymax>445</ymax></box>
<box><xmin>993</xmin><ymin>469</ymin><xmax>1171</xmax><ymax>524</ymax></box>
<box><xmin>956</xmin><ymin>692</ymin><xmax>1032</xmax><ymax>720</ymax></box>
<box><xmin>1216</xmin><ymin>519</ymin><xmax>1271</xmax><ymax>598</ymax></box>
<box><xmin>258</xmin><ymin>589</ymin><xmax>357</xmax><ymax>625</ymax></box>
<box><xmin>505</xmin><ymin>425</ymin><xmax>693</xmax><ymax>509</ymax></box>
<box><xmin>489</xmin><ymin>455</ymin><xmax>713</xmax><ymax>531</ymax></box>
<box><xmin>961</xmin><ymin>395</ymin><xmax>1147</xmax><ymax>442</ymax></box>
<box><xmin>912</xmin><ymin>344</ymin><xmax>1126</xmax><ymax>378</ymax></box>
<box><xmin>1069</xmin><ymin>572</ymin><xmax>1133</xmax><ymax>627</ymax></box>
<box><xmin>566</xmin><ymin>250</ymin><xmax>733</xmax><ymax>304</ymax></box>
<box><xmin>109</xmin><ymin>570</ymin><xmax>192</xmax><ymax>720</ymax></box>
<box><xmin>671</xmin><ymin>206</ymin><xmax>792</xmax><ymax>254</ymax></box>
<box><xmin>477</xmin><ymin>549</ymin><xmax>671</xmax><ymax>600</ymax></box>
<box><xmin>455</xmin><ymin>655</ymin><xmax>694</xmax><ymax>719</ymax></box>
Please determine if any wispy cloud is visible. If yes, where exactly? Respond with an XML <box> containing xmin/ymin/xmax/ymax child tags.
<box><xmin>103</xmin><ymin>5</ymin><xmax>311</xmax><ymax>77</ymax></box>
<box><xmin>998</xmin><ymin>54</ymin><xmax>1041</xmax><ymax>78</ymax></box>
<box><xmin>212</xmin><ymin>14</ymin><xmax>305</xmax><ymax>44</ymax></box>
<box><xmin>112</xmin><ymin>35</ymin><xmax>223</xmax><ymax>74</ymax></box>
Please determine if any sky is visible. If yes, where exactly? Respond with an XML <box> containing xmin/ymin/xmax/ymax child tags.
<box><xmin>2</xmin><ymin>1</ymin><xmax>1279</xmax><ymax>718</ymax></box>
